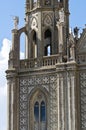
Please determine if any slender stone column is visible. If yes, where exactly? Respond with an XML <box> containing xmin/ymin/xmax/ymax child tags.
<box><xmin>71</xmin><ymin>75</ymin><xmax>76</xmax><ymax>130</ymax></box>
<box><xmin>10</xmin><ymin>29</ymin><xmax>19</xmax><ymax>68</ymax></box>
<box><xmin>7</xmin><ymin>77</ymin><xmax>17</xmax><ymax>130</ymax></box>
<box><xmin>7</xmin><ymin>80</ymin><xmax>11</xmax><ymax>130</ymax></box>
<box><xmin>6</xmin><ymin>69</ymin><xmax>18</xmax><ymax>130</ymax></box>
<box><xmin>12</xmin><ymin>78</ymin><xmax>17</xmax><ymax>130</ymax></box>
<box><xmin>67</xmin><ymin>39</ymin><xmax>70</xmax><ymax>61</ymax></box>
<box><xmin>25</xmin><ymin>0</ymin><xmax>30</xmax><ymax>12</ymax></box>
<box><xmin>57</xmin><ymin>64</ymin><xmax>65</xmax><ymax>130</ymax></box>
<box><xmin>56</xmin><ymin>61</ymin><xmax>79</xmax><ymax>130</ymax></box>
<box><xmin>67</xmin><ymin>72</ymin><xmax>71</xmax><ymax>130</ymax></box>
<box><xmin>60</xmin><ymin>76</ymin><xmax>65</xmax><ymax>130</ymax></box>
<box><xmin>66</xmin><ymin>61</ymin><xmax>78</xmax><ymax>130</ymax></box>
<box><xmin>37</xmin><ymin>0</ymin><xmax>40</xmax><ymax>7</ymax></box>
<box><xmin>57</xmin><ymin>74</ymin><xmax>61</xmax><ymax>130</ymax></box>
<box><xmin>56</xmin><ymin>22</ymin><xmax>63</xmax><ymax>54</ymax></box>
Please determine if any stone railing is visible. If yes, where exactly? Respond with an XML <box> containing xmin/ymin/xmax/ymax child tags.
<box><xmin>20</xmin><ymin>54</ymin><xmax>60</xmax><ymax>69</ymax></box>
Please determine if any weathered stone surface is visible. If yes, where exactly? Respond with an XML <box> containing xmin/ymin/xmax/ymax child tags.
<box><xmin>6</xmin><ymin>1</ymin><xmax>86</xmax><ymax>130</ymax></box>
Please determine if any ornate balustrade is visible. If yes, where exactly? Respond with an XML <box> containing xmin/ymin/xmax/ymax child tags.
<box><xmin>20</xmin><ymin>54</ymin><xmax>60</xmax><ymax>69</ymax></box>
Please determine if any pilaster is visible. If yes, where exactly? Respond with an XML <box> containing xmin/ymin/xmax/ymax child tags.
<box><xmin>56</xmin><ymin>61</ymin><xmax>79</xmax><ymax>130</ymax></box>
<box><xmin>66</xmin><ymin>61</ymin><xmax>79</xmax><ymax>130</ymax></box>
<box><xmin>9</xmin><ymin>29</ymin><xmax>19</xmax><ymax>69</ymax></box>
<box><xmin>6</xmin><ymin>69</ymin><xmax>19</xmax><ymax>130</ymax></box>
<box><xmin>56</xmin><ymin>63</ymin><xmax>66</xmax><ymax>130</ymax></box>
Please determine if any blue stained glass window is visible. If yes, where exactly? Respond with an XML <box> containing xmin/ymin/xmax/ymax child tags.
<box><xmin>41</xmin><ymin>101</ymin><xmax>46</xmax><ymax>121</ymax></box>
<box><xmin>34</xmin><ymin>102</ymin><xmax>39</xmax><ymax>121</ymax></box>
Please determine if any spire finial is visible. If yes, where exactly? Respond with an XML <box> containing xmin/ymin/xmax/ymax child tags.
<box><xmin>13</xmin><ymin>16</ymin><xmax>19</xmax><ymax>29</ymax></box>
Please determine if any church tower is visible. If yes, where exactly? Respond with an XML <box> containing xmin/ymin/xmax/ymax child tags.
<box><xmin>24</xmin><ymin>0</ymin><xmax>69</xmax><ymax>59</ymax></box>
<box><xmin>6</xmin><ymin>0</ymin><xmax>83</xmax><ymax>130</ymax></box>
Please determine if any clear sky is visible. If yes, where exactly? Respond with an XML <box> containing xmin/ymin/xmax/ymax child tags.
<box><xmin>0</xmin><ymin>1</ymin><xmax>86</xmax><ymax>130</ymax></box>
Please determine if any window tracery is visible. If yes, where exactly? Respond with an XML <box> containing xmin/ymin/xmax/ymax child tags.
<box><xmin>30</xmin><ymin>90</ymin><xmax>47</xmax><ymax>130</ymax></box>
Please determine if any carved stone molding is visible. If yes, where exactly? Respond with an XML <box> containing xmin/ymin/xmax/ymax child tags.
<box><xmin>42</xmin><ymin>12</ymin><xmax>53</xmax><ymax>26</ymax></box>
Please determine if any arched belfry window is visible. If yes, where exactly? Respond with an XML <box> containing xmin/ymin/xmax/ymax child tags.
<box><xmin>20</xmin><ymin>32</ymin><xmax>26</xmax><ymax>59</ymax></box>
<box><xmin>44</xmin><ymin>29</ymin><xmax>52</xmax><ymax>56</ymax></box>
<box><xmin>32</xmin><ymin>31</ymin><xmax>37</xmax><ymax>58</ymax></box>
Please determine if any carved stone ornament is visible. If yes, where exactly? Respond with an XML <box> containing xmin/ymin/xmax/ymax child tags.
<box><xmin>59</xmin><ymin>8</ymin><xmax>64</xmax><ymax>23</ymax></box>
<box><xmin>31</xmin><ymin>17</ymin><xmax>38</xmax><ymax>29</ymax></box>
<box><xmin>44</xmin><ymin>14</ymin><xmax>52</xmax><ymax>26</ymax></box>
<box><xmin>19</xmin><ymin>74</ymin><xmax>58</xmax><ymax>130</ymax></box>
<box><xmin>13</xmin><ymin>16</ymin><xmax>19</xmax><ymax>29</ymax></box>
<box><xmin>80</xmin><ymin>72</ymin><xmax>86</xmax><ymax>129</ymax></box>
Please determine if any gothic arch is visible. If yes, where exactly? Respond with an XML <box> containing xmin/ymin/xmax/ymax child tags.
<box><xmin>28</xmin><ymin>86</ymin><xmax>49</xmax><ymax>100</ymax></box>
<box><xmin>30</xmin><ymin>29</ymin><xmax>38</xmax><ymax>58</ymax></box>
<box><xmin>43</xmin><ymin>28</ymin><xmax>52</xmax><ymax>56</ymax></box>
<box><xmin>43</xmin><ymin>26</ymin><xmax>53</xmax><ymax>39</ymax></box>
<box><xmin>30</xmin><ymin>17</ymin><xmax>38</xmax><ymax>30</ymax></box>
<box><xmin>28</xmin><ymin>87</ymin><xmax>49</xmax><ymax>130</ymax></box>
<box><xmin>18</xmin><ymin>27</ymin><xmax>27</xmax><ymax>36</ymax></box>
<box><xmin>18</xmin><ymin>27</ymin><xmax>27</xmax><ymax>59</ymax></box>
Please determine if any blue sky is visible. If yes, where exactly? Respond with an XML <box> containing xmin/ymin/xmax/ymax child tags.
<box><xmin>0</xmin><ymin>1</ymin><xmax>86</xmax><ymax>130</ymax></box>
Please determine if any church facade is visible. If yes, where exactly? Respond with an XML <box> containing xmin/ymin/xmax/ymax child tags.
<box><xmin>6</xmin><ymin>0</ymin><xmax>86</xmax><ymax>130</ymax></box>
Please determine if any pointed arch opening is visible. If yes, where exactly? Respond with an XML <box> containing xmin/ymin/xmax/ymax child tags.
<box><xmin>29</xmin><ymin>89</ymin><xmax>47</xmax><ymax>130</ymax></box>
<box><xmin>44</xmin><ymin>29</ymin><xmax>52</xmax><ymax>56</ymax></box>
<box><xmin>20</xmin><ymin>32</ymin><xmax>26</xmax><ymax>59</ymax></box>
<box><xmin>31</xmin><ymin>30</ymin><xmax>37</xmax><ymax>58</ymax></box>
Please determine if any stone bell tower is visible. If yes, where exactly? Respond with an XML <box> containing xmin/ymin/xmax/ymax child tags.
<box><xmin>6</xmin><ymin>0</ymin><xmax>80</xmax><ymax>130</ymax></box>
<box><xmin>25</xmin><ymin>0</ymin><xmax>69</xmax><ymax>59</ymax></box>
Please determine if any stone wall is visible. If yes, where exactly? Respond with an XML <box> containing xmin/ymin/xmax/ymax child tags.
<box><xmin>19</xmin><ymin>74</ymin><xmax>58</xmax><ymax>130</ymax></box>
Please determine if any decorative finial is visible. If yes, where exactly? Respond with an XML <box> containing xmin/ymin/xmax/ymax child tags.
<box><xmin>73</xmin><ymin>26</ymin><xmax>79</xmax><ymax>38</ymax></box>
<box><xmin>59</xmin><ymin>8</ymin><xmax>64</xmax><ymax>23</ymax></box>
<box><xmin>13</xmin><ymin>16</ymin><xmax>19</xmax><ymax>29</ymax></box>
